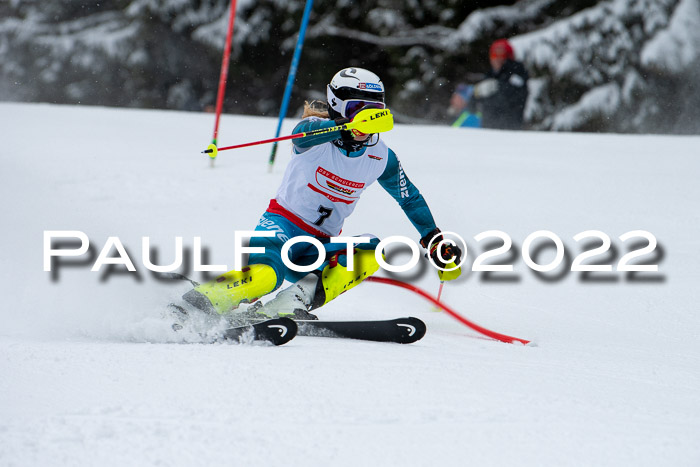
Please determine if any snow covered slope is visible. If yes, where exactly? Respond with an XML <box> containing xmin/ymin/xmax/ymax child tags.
<box><xmin>1</xmin><ymin>103</ymin><xmax>699</xmax><ymax>466</ymax></box>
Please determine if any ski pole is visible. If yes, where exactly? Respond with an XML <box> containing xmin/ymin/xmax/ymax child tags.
<box><xmin>203</xmin><ymin>124</ymin><xmax>344</xmax><ymax>157</ymax></box>
<box><xmin>202</xmin><ymin>108</ymin><xmax>393</xmax><ymax>158</ymax></box>
<box><xmin>432</xmin><ymin>280</ymin><xmax>445</xmax><ymax>312</ymax></box>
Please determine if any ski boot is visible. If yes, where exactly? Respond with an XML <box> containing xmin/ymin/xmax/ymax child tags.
<box><xmin>182</xmin><ymin>264</ymin><xmax>277</xmax><ymax>314</ymax></box>
<box><xmin>256</xmin><ymin>273</ymin><xmax>319</xmax><ymax>320</ymax></box>
<box><xmin>313</xmin><ymin>248</ymin><xmax>381</xmax><ymax>307</ymax></box>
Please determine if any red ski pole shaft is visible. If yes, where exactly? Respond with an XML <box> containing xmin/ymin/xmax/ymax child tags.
<box><xmin>365</xmin><ymin>276</ymin><xmax>530</xmax><ymax>345</ymax></box>
<box><xmin>209</xmin><ymin>132</ymin><xmax>305</xmax><ymax>152</ymax></box>
<box><xmin>203</xmin><ymin>124</ymin><xmax>346</xmax><ymax>154</ymax></box>
<box><xmin>204</xmin><ymin>108</ymin><xmax>393</xmax><ymax>155</ymax></box>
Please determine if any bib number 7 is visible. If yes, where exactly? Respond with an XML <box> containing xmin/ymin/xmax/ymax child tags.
<box><xmin>314</xmin><ymin>206</ymin><xmax>333</xmax><ymax>226</ymax></box>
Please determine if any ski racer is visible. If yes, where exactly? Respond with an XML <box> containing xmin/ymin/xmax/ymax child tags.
<box><xmin>183</xmin><ymin>67</ymin><xmax>462</xmax><ymax>319</ymax></box>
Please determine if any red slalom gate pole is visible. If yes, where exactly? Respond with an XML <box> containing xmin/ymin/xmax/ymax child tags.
<box><xmin>366</xmin><ymin>276</ymin><xmax>531</xmax><ymax>345</ymax></box>
<box><xmin>210</xmin><ymin>0</ymin><xmax>238</xmax><ymax>166</ymax></box>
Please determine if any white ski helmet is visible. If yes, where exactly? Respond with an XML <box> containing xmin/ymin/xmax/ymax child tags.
<box><xmin>326</xmin><ymin>67</ymin><xmax>385</xmax><ymax>120</ymax></box>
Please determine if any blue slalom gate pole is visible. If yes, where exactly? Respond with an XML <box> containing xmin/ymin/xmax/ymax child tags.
<box><xmin>267</xmin><ymin>0</ymin><xmax>314</xmax><ymax>172</ymax></box>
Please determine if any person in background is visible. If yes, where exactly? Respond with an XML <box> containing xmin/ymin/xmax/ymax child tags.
<box><xmin>448</xmin><ymin>83</ymin><xmax>481</xmax><ymax>128</ymax></box>
<box><xmin>472</xmin><ymin>39</ymin><xmax>529</xmax><ymax>130</ymax></box>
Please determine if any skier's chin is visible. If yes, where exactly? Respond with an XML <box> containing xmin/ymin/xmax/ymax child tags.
<box><xmin>354</xmin><ymin>134</ymin><xmax>370</xmax><ymax>142</ymax></box>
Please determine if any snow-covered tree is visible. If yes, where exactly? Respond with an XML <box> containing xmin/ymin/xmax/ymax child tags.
<box><xmin>0</xmin><ymin>0</ymin><xmax>698</xmax><ymax>133</ymax></box>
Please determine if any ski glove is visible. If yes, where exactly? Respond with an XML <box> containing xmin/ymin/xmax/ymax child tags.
<box><xmin>473</xmin><ymin>78</ymin><xmax>499</xmax><ymax>98</ymax></box>
<box><xmin>420</xmin><ymin>228</ymin><xmax>462</xmax><ymax>281</ymax></box>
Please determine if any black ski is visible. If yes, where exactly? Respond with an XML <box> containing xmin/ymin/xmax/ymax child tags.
<box><xmin>296</xmin><ymin>317</ymin><xmax>426</xmax><ymax>344</ymax></box>
<box><xmin>221</xmin><ymin>317</ymin><xmax>298</xmax><ymax>346</ymax></box>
